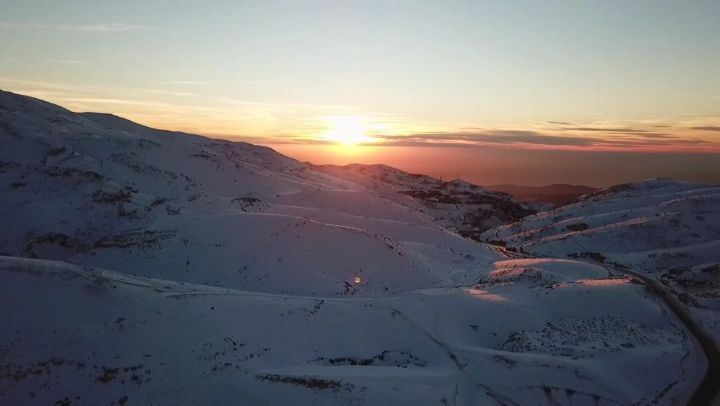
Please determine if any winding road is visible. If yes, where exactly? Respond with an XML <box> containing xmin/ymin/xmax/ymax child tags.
<box><xmin>606</xmin><ymin>264</ymin><xmax>720</xmax><ymax>405</ymax></box>
<box><xmin>494</xmin><ymin>245</ymin><xmax>720</xmax><ymax>405</ymax></box>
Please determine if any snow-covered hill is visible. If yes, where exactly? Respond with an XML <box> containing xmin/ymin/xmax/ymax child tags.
<box><xmin>0</xmin><ymin>89</ymin><xmax>512</xmax><ymax>296</ymax></box>
<box><xmin>0</xmin><ymin>255</ymin><xmax>700</xmax><ymax>405</ymax></box>
<box><xmin>0</xmin><ymin>89</ymin><xmax>714</xmax><ymax>404</ymax></box>
<box><xmin>484</xmin><ymin>183</ymin><xmax>597</xmax><ymax>206</ymax></box>
<box><xmin>483</xmin><ymin>179</ymin><xmax>720</xmax><ymax>342</ymax></box>
<box><xmin>317</xmin><ymin>164</ymin><xmax>533</xmax><ymax>240</ymax></box>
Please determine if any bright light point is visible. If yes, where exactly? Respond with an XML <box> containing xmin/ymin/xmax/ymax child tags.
<box><xmin>323</xmin><ymin>116</ymin><xmax>374</xmax><ymax>145</ymax></box>
<box><xmin>353</xmin><ymin>276</ymin><xmax>362</xmax><ymax>284</ymax></box>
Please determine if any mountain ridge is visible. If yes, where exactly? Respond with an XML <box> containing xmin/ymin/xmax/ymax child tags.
<box><xmin>485</xmin><ymin>183</ymin><xmax>598</xmax><ymax>206</ymax></box>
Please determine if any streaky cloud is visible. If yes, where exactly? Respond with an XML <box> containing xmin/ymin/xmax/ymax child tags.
<box><xmin>0</xmin><ymin>22</ymin><xmax>150</xmax><ymax>32</ymax></box>
<box><xmin>369</xmin><ymin>129</ymin><xmax>717</xmax><ymax>151</ymax></box>
<box><xmin>558</xmin><ymin>126</ymin><xmax>665</xmax><ymax>134</ymax></box>
<box><xmin>43</xmin><ymin>59</ymin><xmax>89</xmax><ymax>65</ymax></box>
<box><xmin>691</xmin><ymin>126</ymin><xmax>720</xmax><ymax>132</ymax></box>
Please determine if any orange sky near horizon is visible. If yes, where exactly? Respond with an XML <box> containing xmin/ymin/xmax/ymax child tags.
<box><xmin>1</xmin><ymin>82</ymin><xmax>718</xmax><ymax>187</ymax></box>
<box><xmin>264</xmin><ymin>143</ymin><xmax>720</xmax><ymax>187</ymax></box>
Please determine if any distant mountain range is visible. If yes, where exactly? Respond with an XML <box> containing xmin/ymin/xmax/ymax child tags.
<box><xmin>1</xmin><ymin>89</ymin><xmax>718</xmax><ymax>404</ymax></box>
<box><xmin>485</xmin><ymin>184</ymin><xmax>598</xmax><ymax>205</ymax></box>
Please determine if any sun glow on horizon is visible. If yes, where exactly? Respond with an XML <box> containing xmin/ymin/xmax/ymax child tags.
<box><xmin>322</xmin><ymin>116</ymin><xmax>375</xmax><ymax>145</ymax></box>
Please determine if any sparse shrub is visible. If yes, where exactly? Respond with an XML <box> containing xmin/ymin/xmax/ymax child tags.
<box><xmin>565</xmin><ymin>223</ymin><xmax>588</xmax><ymax>232</ymax></box>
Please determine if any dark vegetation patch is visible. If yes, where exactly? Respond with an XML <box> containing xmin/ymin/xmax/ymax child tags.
<box><xmin>486</xmin><ymin>240</ymin><xmax>507</xmax><ymax>247</ymax></box>
<box><xmin>95</xmin><ymin>364</ymin><xmax>148</xmax><ymax>385</ymax></box>
<box><xmin>310</xmin><ymin>351</ymin><xmax>427</xmax><ymax>368</ymax></box>
<box><xmin>340</xmin><ymin>281</ymin><xmax>357</xmax><ymax>296</ymax></box>
<box><xmin>661</xmin><ymin>264</ymin><xmax>720</xmax><ymax>291</ymax></box>
<box><xmin>44</xmin><ymin>167</ymin><xmax>104</xmax><ymax>183</ymax></box>
<box><xmin>23</xmin><ymin>232</ymin><xmax>79</xmax><ymax>257</ymax></box>
<box><xmin>232</xmin><ymin>195</ymin><xmax>263</xmax><ymax>211</ymax></box>
<box><xmin>565</xmin><ymin>223</ymin><xmax>588</xmax><ymax>232</ymax></box>
<box><xmin>94</xmin><ymin>229</ymin><xmax>176</xmax><ymax>249</ymax></box>
<box><xmin>194</xmin><ymin>337</ymin><xmax>269</xmax><ymax>374</ymax></box>
<box><xmin>493</xmin><ymin>355</ymin><xmax>517</xmax><ymax>368</ymax></box>
<box><xmin>28</xmin><ymin>232</ymin><xmax>77</xmax><ymax>249</ymax></box>
<box><xmin>46</xmin><ymin>147</ymin><xmax>66</xmax><ymax>156</ymax></box>
<box><xmin>92</xmin><ymin>187</ymin><xmax>136</xmax><ymax>204</ymax></box>
<box><xmin>191</xmin><ymin>152</ymin><xmax>214</xmax><ymax>160</ymax></box>
<box><xmin>149</xmin><ymin>197</ymin><xmax>169</xmax><ymax>208</ymax></box>
<box><xmin>109</xmin><ymin>152</ymin><xmax>180</xmax><ymax>180</ymax></box>
<box><xmin>400</xmin><ymin>189</ymin><xmax>462</xmax><ymax>204</ymax></box>
<box><xmin>1</xmin><ymin>357</ymin><xmax>74</xmax><ymax>382</ymax></box>
<box><xmin>256</xmin><ymin>374</ymin><xmax>354</xmax><ymax>392</ymax></box>
<box><xmin>0</xmin><ymin>161</ymin><xmax>23</xmax><ymax>173</ymax></box>
<box><xmin>568</xmin><ymin>252</ymin><xmax>606</xmax><ymax>263</ymax></box>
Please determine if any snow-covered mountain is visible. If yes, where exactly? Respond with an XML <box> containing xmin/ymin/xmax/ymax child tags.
<box><xmin>316</xmin><ymin>164</ymin><xmax>533</xmax><ymax>241</ymax></box>
<box><xmin>0</xmin><ymin>90</ymin><xmax>715</xmax><ymax>404</ymax></box>
<box><xmin>483</xmin><ymin>179</ymin><xmax>720</xmax><ymax>342</ymax></box>
<box><xmin>0</xmin><ymin>89</ymin><xmax>512</xmax><ymax>296</ymax></box>
<box><xmin>484</xmin><ymin>183</ymin><xmax>598</xmax><ymax>206</ymax></box>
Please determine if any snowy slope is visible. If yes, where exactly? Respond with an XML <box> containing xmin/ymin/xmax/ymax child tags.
<box><xmin>483</xmin><ymin>179</ymin><xmax>720</xmax><ymax>342</ymax></box>
<box><xmin>484</xmin><ymin>184</ymin><xmax>597</xmax><ymax>206</ymax></box>
<box><xmin>317</xmin><ymin>163</ymin><xmax>533</xmax><ymax>240</ymax></box>
<box><xmin>0</xmin><ymin>89</ymin><xmax>505</xmax><ymax>295</ymax></box>
<box><xmin>0</xmin><ymin>256</ymin><xmax>700</xmax><ymax>405</ymax></box>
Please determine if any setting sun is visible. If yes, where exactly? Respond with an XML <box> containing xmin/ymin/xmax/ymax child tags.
<box><xmin>323</xmin><ymin>116</ymin><xmax>374</xmax><ymax>145</ymax></box>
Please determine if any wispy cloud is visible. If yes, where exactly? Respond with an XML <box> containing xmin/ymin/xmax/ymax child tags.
<box><xmin>377</xmin><ymin>131</ymin><xmax>597</xmax><ymax>147</ymax></box>
<box><xmin>363</xmin><ymin>129</ymin><xmax>717</xmax><ymax>152</ymax></box>
<box><xmin>0</xmin><ymin>22</ymin><xmax>149</xmax><ymax>32</ymax></box>
<box><xmin>691</xmin><ymin>126</ymin><xmax>720</xmax><ymax>132</ymax></box>
<box><xmin>162</xmin><ymin>80</ymin><xmax>261</xmax><ymax>86</ymax></box>
<box><xmin>547</xmin><ymin>123</ymin><xmax>675</xmax><ymax>138</ymax></box>
<box><xmin>558</xmin><ymin>126</ymin><xmax>660</xmax><ymax>134</ymax></box>
<box><xmin>141</xmin><ymin>89</ymin><xmax>193</xmax><ymax>97</ymax></box>
<box><xmin>43</xmin><ymin>59</ymin><xmax>89</xmax><ymax>65</ymax></box>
